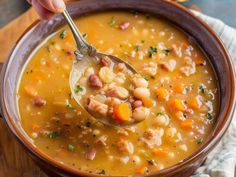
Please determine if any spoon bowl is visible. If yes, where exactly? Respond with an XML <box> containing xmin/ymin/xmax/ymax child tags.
<box><xmin>63</xmin><ymin>10</ymin><xmax>140</xmax><ymax>127</ymax></box>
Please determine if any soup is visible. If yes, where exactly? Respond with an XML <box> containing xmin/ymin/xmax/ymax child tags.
<box><xmin>18</xmin><ymin>11</ymin><xmax>218</xmax><ymax>176</ymax></box>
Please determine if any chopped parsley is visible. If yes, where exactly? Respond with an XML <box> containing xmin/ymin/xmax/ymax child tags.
<box><xmin>46</xmin><ymin>41</ymin><xmax>57</xmax><ymax>52</ymax></box>
<box><xmin>66</xmin><ymin>99</ymin><xmax>73</xmax><ymax>109</ymax></box>
<box><xmin>46</xmin><ymin>46</ymin><xmax>51</xmax><ymax>53</ymax></box>
<box><xmin>109</xmin><ymin>17</ymin><xmax>116</xmax><ymax>27</ymax></box>
<box><xmin>144</xmin><ymin>77</ymin><xmax>149</xmax><ymax>81</ymax></box>
<box><xmin>163</xmin><ymin>48</ymin><xmax>171</xmax><ymax>56</ymax></box>
<box><xmin>199</xmin><ymin>84</ymin><xmax>206</xmax><ymax>94</ymax></box>
<box><xmin>147</xmin><ymin>159</ymin><xmax>156</xmax><ymax>166</ymax></box>
<box><xmin>156</xmin><ymin>112</ymin><xmax>164</xmax><ymax>116</ymax></box>
<box><xmin>148</xmin><ymin>46</ymin><xmax>157</xmax><ymax>58</ymax></box>
<box><xmin>135</xmin><ymin>45</ymin><xmax>140</xmax><ymax>52</ymax></box>
<box><xmin>48</xmin><ymin>131</ymin><xmax>60</xmax><ymax>139</ymax></box>
<box><xmin>82</xmin><ymin>33</ymin><xmax>87</xmax><ymax>38</ymax></box>
<box><xmin>75</xmin><ymin>85</ymin><xmax>83</xmax><ymax>93</ymax></box>
<box><xmin>98</xmin><ymin>169</ymin><xmax>106</xmax><ymax>175</ymax></box>
<box><xmin>85</xmin><ymin>121</ymin><xmax>92</xmax><ymax>128</ymax></box>
<box><xmin>150</xmin><ymin>76</ymin><xmax>155</xmax><ymax>79</ymax></box>
<box><xmin>206</xmin><ymin>112</ymin><xmax>213</xmax><ymax>120</ymax></box>
<box><xmin>67</xmin><ymin>144</ymin><xmax>75</xmax><ymax>152</ymax></box>
<box><xmin>59</xmin><ymin>30</ymin><xmax>67</xmax><ymax>39</ymax></box>
<box><xmin>196</xmin><ymin>138</ymin><xmax>203</xmax><ymax>144</ymax></box>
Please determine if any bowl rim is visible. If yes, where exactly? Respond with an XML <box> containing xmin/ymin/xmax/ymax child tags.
<box><xmin>1</xmin><ymin>0</ymin><xmax>235</xmax><ymax>177</ymax></box>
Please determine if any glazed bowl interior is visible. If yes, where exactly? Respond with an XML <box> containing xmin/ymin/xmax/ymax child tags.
<box><xmin>1</xmin><ymin>0</ymin><xmax>235</xmax><ymax>176</ymax></box>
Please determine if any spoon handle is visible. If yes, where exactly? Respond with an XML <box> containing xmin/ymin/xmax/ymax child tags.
<box><xmin>62</xmin><ymin>9</ymin><xmax>96</xmax><ymax>58</ymax></box>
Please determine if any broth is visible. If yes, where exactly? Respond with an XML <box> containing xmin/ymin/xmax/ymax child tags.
<box><xmin>18</xmin><ymin>11</ymin><xmax>218</xmax><ymax>176</ymax></box>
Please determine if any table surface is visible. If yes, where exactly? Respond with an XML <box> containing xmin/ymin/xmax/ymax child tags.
<box><xmin>1</xmin><ymin>0</ymin><xmax>236</xmax><ymax>28</ymax></box>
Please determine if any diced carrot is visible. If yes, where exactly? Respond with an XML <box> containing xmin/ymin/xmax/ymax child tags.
<box><xmin>168</xmin><ymin>99</ymin><xmax>186</xmax><ymax>112</ymax></box>
<box><xmin>181</xmin><ymin>41</ymin><xmax>190</xmax><ymax>49</ymax></box>
<box><xmin>188</xmin><ymin>97</ymin><xmax>201</xmax><ymax>109</ymax></box>
<box><xmin>175</xmin><ymin>111</ymin><xmax>186</xmax><ymax>121</ymax></box>
<box><xmin>64</xmin><ymin>33</ymin><xmax>74</xmax><ymax>43</ymax></box>
<box><xmin>142</xmin><ymin>98</ymin><xmax>155</xmax><ymax>108</ymax></box>
<box><xmin>180</xmin><ymin>119</ymin><xmax>193</xmax><ymax>130</ymax></box>
<box><xmin>113</xmin><ymin>103</ymin><xmax>131</xmax><ymax>122</ymax></box>
<box><xmin>24</xmin><ymin>85</ymin><xmax>38</xmax><ymax>97</ymax></box>
<box><xmin>135</xmin><ymin>165</ymin><xmax>147</xmax><ymax>175</ymax></box>
<box><xmin>32</xmin><ymin>124</ymin><xmax>40</xmax><ymax>131</ymax></box>
<box><xmin>174</xmin><ymin>83</ymin><xmax>185</xmax><ymax>94</ymax></box>
<box><xmin>152</xmin><ymin>148</ymin><xmax>169</xmax><ymax>157</ymax></box>
<box><xmin>156</xmin><ymin>87</ymin><xmax>169</xmax><ymax>101</ymax></box>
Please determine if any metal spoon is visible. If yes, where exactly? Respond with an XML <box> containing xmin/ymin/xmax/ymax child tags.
<box><xmin>62</xmin><ymin>9</ymin><xmax>141</xmax><ymax>127</ymax></box>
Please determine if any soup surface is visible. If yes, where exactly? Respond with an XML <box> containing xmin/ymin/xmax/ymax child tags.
<box><xmin>18</xmin><ymin>11</ymin><xmax>218</xmax><ymax>176</ymax></box>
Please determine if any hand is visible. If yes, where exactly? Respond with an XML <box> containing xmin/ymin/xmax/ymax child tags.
<box><xmin>27</xmin><ymin>0</ymin><xmax>65</xmax><ymax>19</ymax></box>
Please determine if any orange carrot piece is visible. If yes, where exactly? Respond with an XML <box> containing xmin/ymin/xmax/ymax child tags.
<box><xmin>174</xmin><ymin>83</ymin><xmax>185</xmax><ymax>94</ymax></box>
<box><xmin>180</xmin><ymin>119</ymin><xmax>193</xmax><ymax>130</ymax></box>
<box><xmin>181</xmin><ymin>41</ymin><xmax>190</xmax><ymax>49</ymax></box>
<box><xmin>24</xmin><ymin>85</ymin><xmax>38</xmax><ymax>97</ymax></box>
<box><xmin>152</xmin><ymin>148</ymin><xmax>169</xmax><ymax>157</ymax></box>
<box><xmin>32</xmin><ymin>124</ymin><xmax>40</xmax><ymax>131</ymax></box>
<box><xmin>113</xmin><ymin>103</ymin><xmax>131</xmax><ymax>122</ymax></box>
<box><xmin>156</xmin><ymin>87</ymin><xmax>169</xmax><ymax>101</ymax></box>
<box><xmin>136</xmin><ymin>165</ymin><xmax>147</xmax><ymax>175</ymax></box>
<box><xmin>142</xmin><ymin>98</ymin><xmax>155</xmax><ymax>108</ymax></box>
<box><xmin>188</xmin><ymin>97</ymin><xmax>201</xmax><ymax>109</ymax></box>
<box><xmin>168</xmin><ymin>99</ymin><xmax>186</xmax><ymax>112</ymax></box>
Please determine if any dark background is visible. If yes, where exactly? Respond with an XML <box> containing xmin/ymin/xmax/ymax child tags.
<box><xmin>0</xmin><ymin>0</ymin><xmax>236</xmax><ymax>28</ymax></box>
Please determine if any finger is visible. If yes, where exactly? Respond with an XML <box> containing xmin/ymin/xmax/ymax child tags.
<box><xmin>32</xmin><ymin>0</ymin><xmax>55</xmax><ymax>19</ymax></box>
<box><xmin>38</xmin><ymin>0</ymin><xmax>65</xmax><ymax>13</ymax></box>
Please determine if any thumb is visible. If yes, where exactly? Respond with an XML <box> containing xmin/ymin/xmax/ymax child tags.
<box><xmin>38</xmin><ymin>0</ymin><xmax>65</xmax><ymax>13</ymax></box>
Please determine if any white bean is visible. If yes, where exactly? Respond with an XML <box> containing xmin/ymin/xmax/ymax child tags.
<box><xmin>99</xmin><ymin>67</ymin><xmax>114</xmax><ymax>83</ymax></box>
<box><xmin>132</xmin><ymin>107</ymin><xmax>150</xmax><ymax>121</ymax></box>
<box><xmin>132</xmin><ymin>77</ymin><xmax>148</xmax><ymax>88</ymax></box>
<box><xmin>133</xmin><ymin>87</ymin><xmax>150</xmax><ymax>100</ymax></box>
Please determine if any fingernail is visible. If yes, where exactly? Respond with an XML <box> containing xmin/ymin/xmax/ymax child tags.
<box><xmin>52</xmin><ymin>0</ymin><xmax>65</xmax><ymax>11</ymax></box>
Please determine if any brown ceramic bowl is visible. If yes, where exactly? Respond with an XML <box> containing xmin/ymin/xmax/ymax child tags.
<box><xmin>0</xmin><ymin>0</ymin><xmax>235</xmax><ymax>177</ymax></box>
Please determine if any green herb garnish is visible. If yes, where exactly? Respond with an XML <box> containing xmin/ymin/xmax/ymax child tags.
<box><xmin>59</xmin><ymin>30</ymin><xmax>67</xmax><ymax>39</ymax></box>
<box><xmin>135</xmin><ymin>45</ymin><xmax>140</xmax><ymax>52</ymax></box>
<box><xmin>163</xmin><ymin>49</ymin><xmax>171</xmax><ymax>56</ymax></box>
<box><xmin>206</xmin><ymin>112</ymin><xmax>213</xmax><ymax>120</ymax></box>
<box><xmin>148</xmin><ymin>46</ymin><xmax>157</xmax><ymax>58</ymax></box>
<box><xmin>98</xmin><ymin>169</ymin><xmax>106</xmax><ymax>175</ymax></box>
<box><xmin>48</xmin><ymin>131</ymin><xmax>60</xmax><ymax>139</ymax></box>
<box><xmin>75</xmin><ymin>85</ymin><xmax>83</xmax><ymax>93</ymax></box>
<box><xmin>147</xmin><ymin>159</ymin><xmax>156</xmax><ymax>166</ymax></box>
<box><xmin>66</xmin><ymin>99</ymin><xmax>73</xmax><ymax>109</ymax></box>
<box><xmin>46</xmin><ymin>46</ymin><xmax>51</xmax><ymax>53</ymax></box>
<box><xmin>150</xmin><ymin>76</ymin><xmax>155</xmax><ymax>79</ymax></box>
<box><xmin>196</xmin><ymin>138</ymin><xmax>203</xmax><ymax>144</ymax></box>
<box><xmin>82</xmin><ymin>33</ymin><xmax>87</xmax><ymax>38</ymax></box>
<box><xmin>156</xmin><ymin>112</ymin><xmax>164</xmax><ymax>116</ymax></box>
<box><xmin>67</xmin><ymin>144</ymin><xmax>75</xmax><ymax>152</ymax></box>
<box><xmin>51</xmin><ymin>41</ymin><xmax>56</xmax><ymax>45</ymax></box>
<box><xmin>109</xmin><ymin>17</ymin><xmax>116</xmax><ymax>27</ymax></box>
<box><xmin>199</xmin><ymin>84</ymin><xmax>206</xmax><ymax>94</ymax></box>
